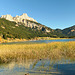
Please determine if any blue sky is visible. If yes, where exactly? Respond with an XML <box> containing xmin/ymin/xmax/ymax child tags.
<box><xmin>0</xmin><ymin>0</ymin><xmax>75</xmax><ymax>29</ymax></box>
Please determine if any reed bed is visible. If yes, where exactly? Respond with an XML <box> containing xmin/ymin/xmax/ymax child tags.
<box><xmin>0</xmin><ymin>41</ymin><xmax>75</xmax><ymax>63</ymax></box>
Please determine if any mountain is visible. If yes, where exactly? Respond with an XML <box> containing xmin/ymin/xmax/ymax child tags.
<box><xmin>1</xmin><ymin>13</ymin><xmax>37</xmax><ymax>22</ymax></box>
<box><xmin>0</xmin><ymin>13</ymin><xmax>75</xmax><ymax>39</ymax></box>
<box><xmin>1</xmin><ymin>13</ymin><xmax>51</xmax><ymax>33</ymax></box>
<box><xmin>62</xmin><ymin>25</ymin><xmax>75</xmax><ymax>37</ymax></box>
<box><xmin>54</xmin><ymin>25</ymin><xmax>75</xmax><ymax>38</ymax></box>
<box><xmin>0</xmin><ymin>18</ymin><xmax>54</xmax><ymax>39</ymax></box>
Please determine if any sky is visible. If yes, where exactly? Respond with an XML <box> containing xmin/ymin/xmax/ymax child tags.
<box><xmin>0</xmin><ymin>0</ymin><xmax>75</xmax><ymax>29</ymax></box>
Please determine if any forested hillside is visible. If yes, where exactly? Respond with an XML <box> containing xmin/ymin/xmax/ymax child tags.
<box><xmin>0</xmin><ymin>18</ymin><xmax>75</xmax><ymax>40</ymax></box>
<box><xmin>0</xmin><ymin>18</ymin><xmax>55</xmax><ymax>39</ymax></box>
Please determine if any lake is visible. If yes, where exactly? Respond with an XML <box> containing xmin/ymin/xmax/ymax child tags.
<box><xmin>2</xmin><ymin>38</ymin><xmax>75</xmax><ymax>44</ymax></box>
<box><xmin>0</xmin><ymin>39</ymin><xmax>75</xmax><ymax>75</ymax></box>
<box><xmin>0</xmin><ymin>59</ymin><xmax>75</xmax><ymax>75</ymax></box>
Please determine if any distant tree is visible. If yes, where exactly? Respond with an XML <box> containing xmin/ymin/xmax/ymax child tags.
<box><xmin>3</xmin><ymin>34</ymin><xmax>7</xmax><ymax>39</ymax></box>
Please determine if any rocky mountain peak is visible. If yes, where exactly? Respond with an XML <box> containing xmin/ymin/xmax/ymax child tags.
<box><xmin>0</xmin><ymin>13</ymin><xmax>50</xmax><ymax>33</ymax></box>
<box><xmin>1</xmin><ymin>13</ymin><xmax>37</xmax><ymax>23</ymax></box>
<box><xmin>21</xmin><ymin>13</ymin><xmax>28</xmax><ymax>17</ymax></box>
<box><xmin>1</xmin><ymin>14</ymin><xmax>14</xmax><ymax>21</ymax></box>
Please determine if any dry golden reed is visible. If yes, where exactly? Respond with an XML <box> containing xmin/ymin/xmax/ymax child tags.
<box><xmin>0</xmin><ymin>41</ymin><xmax>75</xmax><ymax>63</ymax></box>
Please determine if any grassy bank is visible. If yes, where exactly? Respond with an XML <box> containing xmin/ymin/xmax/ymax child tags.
<box><xmin>32</xmin><ymin>37</ymin><xmax>69</xmax><ymax>40</ymax></box>
<box><xmin>0</xmin><ymin>37</ymin><xmax>27</xmax><ymax>43</ymax></box>
<box><xmin>0</xmin><ymin>36</ymin><xmax>72</xmax><ymax>43</ymax></box>
<box><xmin>0</xmin><ymin>41</ymin><xmax>75</xmax><ymax>63</ymax></box>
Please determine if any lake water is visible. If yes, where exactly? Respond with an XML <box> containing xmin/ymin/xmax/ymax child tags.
<box><xmin>0</xmin><ymin>59</ymin><xmax>75</xmax><ymax>75</ymax></box>
<box><xmin>0</xmin><ymin>39</ymin><xmax>75</xmax><ymax>75</ymax></box>
<box><xmin>2</xmin><ymin>38</ymin><xmax>75</xmax><ymax>44</ymax></box>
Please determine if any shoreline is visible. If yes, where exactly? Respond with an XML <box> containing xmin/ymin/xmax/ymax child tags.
<box><xmin>0</xmin><ymin>37</ymin><xmax>75</xmax><ymax>44</ymax></box>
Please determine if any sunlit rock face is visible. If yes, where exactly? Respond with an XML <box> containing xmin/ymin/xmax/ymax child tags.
<box><xmin>1</xmin><ymin>14</ymin><xmax>14</xmax><ymax>21</ymax></box>
<box><xmin>13</xmin><ymin>13</ymin><xmax>37</xmax><ymax>23</ymax></box>
<box><xmin>1</xmin><ymin>13</ymin><xmax>50</xmax><ymax>32</ymax></box>
<box><xmin>1</xmin><ymin>13</ymin><xmax>40</xmax><ymax>29</ymax></box>
<box><xmin>1</xmin><ymin>13</ymin><xmax>37</xmax><ymax>23</ymax></box>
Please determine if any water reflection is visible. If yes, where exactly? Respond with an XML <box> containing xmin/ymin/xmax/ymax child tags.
<box><xmin>0</xmin><ymin>59</ymin><xmax>75</xmax><ymax>75</ymax></box>
<box><xmin>1</xmin><ymin>39</ymin><xmax>75</xmax><ymax>44</ymax></box>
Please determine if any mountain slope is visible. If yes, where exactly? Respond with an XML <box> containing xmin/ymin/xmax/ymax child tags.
<box><xmin>0</xmin><ymin>13</ymin><xmax>75</xmax><ymax>39</ymax></box>
<box><xmin>1</xmin><ymin>14</ymin><xmax>52</xmax><ymax>33</ymax></box>
<box><xmin>0</xmin><ymin>18</ymin><xmax>55</xmax><ymax>39</ymax></box>
<box><xmin>62</xmin><ymin>25</ymin><xmax>75</xmax><ymax>37</ymax></box>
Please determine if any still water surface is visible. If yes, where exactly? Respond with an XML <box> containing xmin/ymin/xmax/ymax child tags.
<box><xmin>0</xmin><ymin>59</ymin><xmax>75</xmax><ymax>75</ymax></box>
<box><xmin>2</xmin><ymin>39</ymin><xmax>75</xmax><ymax>44</ymax></box>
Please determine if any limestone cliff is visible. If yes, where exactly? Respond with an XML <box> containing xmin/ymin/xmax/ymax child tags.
<box><xmin>1</xmin><ymin>13</ymin><xmax>50</xmax><ymax>32</ymax></box>
<box><xmin>1</xmin><ymin>14</ymin><xmax>14</xmax><ymax>21</ymax></box>
<box><xmin>1</xmin><ymin>13</ymin><xmax>37</xmax><ymax>23</ymax></box>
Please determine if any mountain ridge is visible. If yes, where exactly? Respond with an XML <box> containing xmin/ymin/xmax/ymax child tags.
<box><xmin>1</xmin><ymin>13</ymin><xmax>37</xmax><ymax>22</ymax></box>
<box><xmin>0</xmin><ymin>13</ymin><xmax>75</xmax><ymax>39</ymax></box>
<box><xmin>1</xmin><ymin>13</ymin><xmax>51</xmax><ymax>33</ymax></box>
